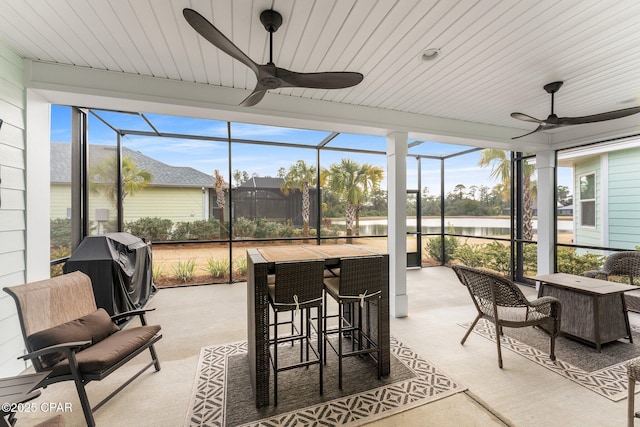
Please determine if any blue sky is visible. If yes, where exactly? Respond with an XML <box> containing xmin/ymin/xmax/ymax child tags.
<box><xmin>51</xmin><ymin>105</ymin><xmax>573</xmax><ymax>197</ymax></box>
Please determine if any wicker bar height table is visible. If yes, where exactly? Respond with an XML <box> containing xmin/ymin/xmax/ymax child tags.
<box><xmin>533</xmin><ymin>273</ymin><xmax>640</xmax><ymax>351</ymax></box>
<box><xmin>246</xmin><ymin>244</ymin><xmax>390</xmax><ymax>407</ymax></box>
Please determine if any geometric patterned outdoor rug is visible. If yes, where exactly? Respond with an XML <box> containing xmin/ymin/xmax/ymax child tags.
<box><xmin>185</xmin><ymin>337</ymin><xmax>466</xmax><ymax>426</ymax></box>
<box><xmin>466</xmin><ymin>318</ymin><xmax>638</xmax><ymax>402</ymax></box>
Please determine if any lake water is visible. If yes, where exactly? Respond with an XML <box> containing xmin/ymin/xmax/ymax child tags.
<box><xmin>333</xmin><ymin>217</ymin><xmax>573</xmax><ymax>237</ymax></box>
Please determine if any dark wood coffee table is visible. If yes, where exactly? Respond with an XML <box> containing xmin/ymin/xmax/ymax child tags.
<box><xmin>533</xmin><ymin>273</ymin><xmax>640</xmax><ymax>351</ymax></box>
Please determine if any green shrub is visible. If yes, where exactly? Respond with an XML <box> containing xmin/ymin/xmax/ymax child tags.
<box><xmin>50</xmin><ymin>246</ymin><xmax>72</xmax><ymax>277</ymax></box>
<box><xmin>425</xmin><ymin>235</ymin><xmax>459</xmax><ymax>263</ymax></box>
<box><xmin>205</xmin><ymin>257</ymin><xmax>230</xmax><ymax>278</ymax></box>
<box><xmin>172</xmin><ymin>259</ymin><xmax>196</xmax><ymax>282</ymax></box>
<box><xmin>453</xmin><ymin>241</ymin><xmax>486</xmax><ymax>267</ymax></box>
<box><xmin>483</xmin><ymin>241</ymin><xmax>511</xmax><ymax>274</ymax></box>
<box><xmin>556</xmin><ymin>247</ymin><xmax>605</xmax><ymax>275</ymax></box>
<box><xmin>233</xmin><ymin>257</ymin><xmax>247</xmax><ymax>275</ymax></box>
<box><xmin>125</xmin><ymin>217</ymin><xmax>173</xmax><ymax>241</ymax></box>
<box><xmin>50</xmin><ymin>218</ymin><xmax>72</xmax><ymax>249</ymax></box>
<box><xmin>522</xmin><ymin>243</ymin><xmax>538</xmax><ymax>275</ymax></box>
<box><xmin>253</xmin><ymin>218</ymin><xmax>279</xmax><ymax>238</ymax></box>
<box><xmin>172</xmin><ymin>218</ymin><xmax>221</xmax><ymax>240</ymax></box>
<box><xmin>278</xmin><ymin>220</ymin><xmax>298</xmax><ymax>238</ymax></box>
<box><xmin>152</xmin><ymin>264</ymin><xmax>163</xmax><ymax>282</ymax></box>
<box><xmin>233</xmin><ymin>217</ymin><xmax>256</xmax><ymax>238</ymax></box>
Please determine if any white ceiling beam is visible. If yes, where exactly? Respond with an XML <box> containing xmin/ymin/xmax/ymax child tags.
<box><xmin>25</xmin><ymin>59</ymin><xmax>553</xmax><ymax>152</ymax></box>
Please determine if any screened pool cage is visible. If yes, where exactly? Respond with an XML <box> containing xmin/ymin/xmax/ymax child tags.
<box><xmin>52</xmin><ymin>106</ymin><xmax>621</xmax><ymax>287</ymax></box>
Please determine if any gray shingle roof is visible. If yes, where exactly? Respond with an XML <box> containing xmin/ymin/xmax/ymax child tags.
<box><xmin>51</xmin><ymin>142</ymin><xmax>214</xmax><ymax>187</ymax></box>
<box><xmin>238</xmin><ymin>177</ymin><xmax>284</xmax><ymax>189</ymax></box>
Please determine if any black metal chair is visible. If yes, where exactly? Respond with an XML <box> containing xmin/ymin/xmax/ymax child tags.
<box><xmin>323</xmin><ymin>256</ymin><xmax>383</xmax><ymax>389</ymax></box>
<box><xmin>268</xmin><ymin>259</ymin><xmax>325</xmax><ymax>406</ymax></box>
<box><xmin>3</xmin><ymin>271</ymin><xmax>161</xmax><ymax>427</ymax></box>
<box><xmin>452</xmin><ymin>265</ymin><xmax>562</xmax><ymax>368</ymax></box>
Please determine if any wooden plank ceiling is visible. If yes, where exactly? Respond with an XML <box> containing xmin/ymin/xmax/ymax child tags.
<box><xmin>1</xmin><ymin>0</ymin><xmax>640</xmax><ymax>134</ymax></box>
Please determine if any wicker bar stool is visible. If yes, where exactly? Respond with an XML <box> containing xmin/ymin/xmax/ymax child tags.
<box><xmin>268</xmin><ymin>259</ymin><xmax>325</xmax><ymax>406</ymax></box>
<box><xmin>628</xmin><ymin>357</ymin><xmax>640</xmax><ymax>426</ymax></box>
<box><xmin>323</xmin><ymin>256</ymin><xmax>383</xmax><ymax>389</ymax></box>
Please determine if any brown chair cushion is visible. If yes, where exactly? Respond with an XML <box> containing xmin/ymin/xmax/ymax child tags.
<box><xmin>26</xmin><ymin>309</ymin><xmax>120</xmax><ymax>368</ymax></box>
<box><xmin>50</xmin><ymin>325</ymin><xmax>161</xmax><ymax>377</ymax></box>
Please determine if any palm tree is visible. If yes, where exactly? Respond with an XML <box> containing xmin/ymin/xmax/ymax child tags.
<box><xmin>232</xmin><ymin>169</ymin><xmax>249</xmax><ymax>187</ymax></box>
<box><xmin>326</xmin><ymin>159</ymin><xmax>384</xmax><ymax>242</ymax></box>
<box><xmin>478</xmin><ymin>149</ymin><xmax>536</xmax><ymax>240</ymax></box>
<box><xmin>90</xmin><ymin>155</ymin><xmax>153</xmax><ymax>205</ymax></box>
<box><xmin>213</xmin><ymin>169</ymin><xmax>226</xmax><ymax>237</ymax></box>
<box><xmin>280</xmin><ymin>160</ymin><xmax>317</xmax><ymax>238</ymax></box>
<box><xmin>355</xmin><ymin>163</ymin><xmax>384</xmax><ymax>234</ymax></box>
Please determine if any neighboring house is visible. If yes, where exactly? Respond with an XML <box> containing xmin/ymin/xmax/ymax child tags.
<box><xmin>559</xmin><ymin>139</ymin><xmax>640</xmax><ymax>250</ymax></box>
<box><xmin>235</xmin><ymin>176</ymin><xmax>319</xmax><ymax>227</ymax></box>
<box><xmin>51</xmin><ymin>142</ymin><xmax>215</xmax><ymax>227</ymax></box>
<box><xmin>557</xmin><ymin>204</ymin><xmax>574</xmax><ymax>217</ymax></box>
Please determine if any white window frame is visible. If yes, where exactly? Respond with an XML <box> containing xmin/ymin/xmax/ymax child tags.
<box><xmin>578</xmin><ymin>171</ymin><xmax>596</xmax><ymax>228</ymax></box>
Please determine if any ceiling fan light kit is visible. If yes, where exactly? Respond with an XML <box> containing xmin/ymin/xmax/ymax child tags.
<box><xmin>183</xmin><ymin>8</ymin><xmax>364</xmax><ymax>107</ymax></box>
<box><xmin>511</xmin><ymin>80</ymin><xmax>640</xmax><ymax>139</ymax></box>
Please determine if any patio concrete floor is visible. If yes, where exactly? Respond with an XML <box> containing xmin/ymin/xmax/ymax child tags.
<box><xmin>14</xmin><ymin>266</ymin><xmax>637</xmax><ymax>426</ymax></box>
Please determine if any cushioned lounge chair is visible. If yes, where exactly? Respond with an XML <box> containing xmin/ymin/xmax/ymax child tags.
<box><xmin>4</xmin><ymin>271</ymin><xmax>162</xmax><ymax>427</ymax></box>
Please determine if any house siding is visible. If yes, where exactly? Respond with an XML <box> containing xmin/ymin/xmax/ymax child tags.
<box><xmin>0</xmin><ymin>42</ymin><xmax>27</xmax><ymax>376</ymax></box>
<box><xmin>574</xmin><ymin>157</ymin><xmax>601</xmax><ymax>247</ymax></box>
<box><xmin>51</xmin><ymin>185</ymin><xmax>208</xmax><ymax>225</ymax></box>
<box><xmin>122</xmin><ymin>187</ymin><xmax>208</xmax><ymax>223</ymax></box>
<box><xmin>51</xmin><ymin>183</ymin><xmax>71</xmax><ymax>219</ymax></box>
<box><xmin>607</xmin><ymin>148</ymin><xmax>640</xmax><ymax>249</ymax></box>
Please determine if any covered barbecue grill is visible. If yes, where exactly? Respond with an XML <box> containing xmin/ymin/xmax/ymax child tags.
<box><xmin>63</xmin><ymin>232</ymin><xmax>154</xmax><ymax>320</ymax></box>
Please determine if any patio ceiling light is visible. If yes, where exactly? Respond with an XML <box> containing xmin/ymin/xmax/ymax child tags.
<box><xmin>420</xmin><ymin>48</ymin><xmax>440</xmax><ymax>61</ymax></box>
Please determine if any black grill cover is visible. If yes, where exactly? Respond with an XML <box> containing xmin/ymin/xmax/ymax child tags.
<box><xmin>63</xmin><ymin>232</ymin><xmax>154</xmax><ymax>319</ymax></box>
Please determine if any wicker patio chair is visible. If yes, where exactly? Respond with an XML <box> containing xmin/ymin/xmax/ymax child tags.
<box><xmin>585</xmin><ymin>251</ymin><xmax>640</xmax><ymax>285</ymax></box>
<box><xmin>452</xmin><ymin>265</ymin><xmax>562</xmax><ymax>368</ymax></box>
<box><xmin>628</xmin><ymin>357</ymin><xmax>640</xmax><ymax>426</ymax></box>
<box><xmin>324</xmin><ymin>256</ymin><xmax>383</xmax><ymax>389</ymax></box>
<box><xmin>268</xmin><ymin>259</ymin><xmax>325</xmax><ymax>406</ymax></box>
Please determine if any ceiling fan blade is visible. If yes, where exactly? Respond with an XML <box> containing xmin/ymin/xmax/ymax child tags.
<box><xmin>239</xmin><ymin>85</ymin><xmax>268</xmax><ymax>107</ymax></box>
<box><xmin>511</xmin><ymin>125</ymin><xmax>543</xmax><ymax>140</ymax></box>
<box><xmin>183</xmin><ymin>8</ymin><xmax>259</xmax><ymax>76</ymax></box>
<box><xmin>559</xmin><ymin>106</ymin><xmax>640</xmax><ymax>125</ymax></box>
<box><xmin>510</xmin><ymin>112</ymin><xmax>543</xmax><ymax>123</ymax></box>
<box><xmin>276</xmin><ymin>68</ymin><xmax>364</xmax><ymax>89</ymax></box>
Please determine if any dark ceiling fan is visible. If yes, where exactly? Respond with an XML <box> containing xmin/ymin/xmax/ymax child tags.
<box><xmin>183</xmin><ymin>8</ymin><xmax>364</xmax><ymax>107</ymax></box>
<box><xmin>511</xmin><ymin>81</ymin><xmax>640</xmax><ymax>139</ymax></box>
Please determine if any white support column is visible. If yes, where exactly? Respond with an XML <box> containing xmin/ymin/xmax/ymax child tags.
<box><xmin>536</xmin><ymin>150</ymin><xmax>556</xmax><ymax>278</ymax></box>
<box><xmin>387</xmin><ymin>131</ymin><xmax>408</xmax><ymax>318</ymax></box>
<box><xmin>25</xmin><ymin>89</ymin><xmax>52</xmax><ymax>282</ymax></box>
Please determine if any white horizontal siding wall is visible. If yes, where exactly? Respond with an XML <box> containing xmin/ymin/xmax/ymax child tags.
<box><xmin>53</xmin><ymin>185</ymin><xmax>207</xmax><ymax>224</ymax></box>
<box><xmin>123</xmin><ymin>187</ymin><xmax>207</xmax><ymax>222</ymax></box>
<box><xmin>0</xmin><ymin>42</ymin><xmax>27</xmax><ymax>377</ymax></box>
<box><xmin>608</xmin><ymin>147</ymin><xmax>640</xmax><ymax>249</ymax></box>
